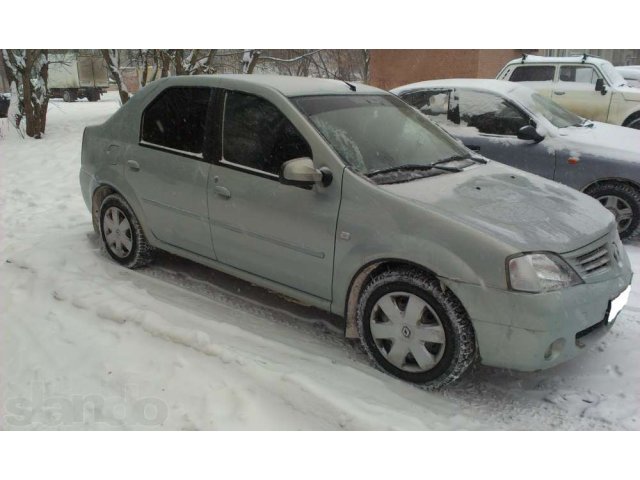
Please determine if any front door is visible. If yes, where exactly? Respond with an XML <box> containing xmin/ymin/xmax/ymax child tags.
<box><xmin>207</xmin><ymin>90</ymin><xmax>341</xmax><ymax>300</ymax></box>
<box><xmin>551</xmin><ymin>65</ymin><xmax>612</xmax><ymax>122</ymax></box>
<box><xmin>451</xmin><ymin>88</ymin><xmax>557</xmax><ymax>179</ymax></box>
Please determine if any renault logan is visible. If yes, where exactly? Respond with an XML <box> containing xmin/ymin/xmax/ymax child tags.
<box><xmin>80</xmin><ymin>75</ymin><xmax>632</xmax><ymax>388</ymax></box>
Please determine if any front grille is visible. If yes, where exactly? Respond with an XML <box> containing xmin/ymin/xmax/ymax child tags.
<box><xmin>573</xmin><ymin>245</ymin><xmax>611</xmax><ymax>277</ymax></box>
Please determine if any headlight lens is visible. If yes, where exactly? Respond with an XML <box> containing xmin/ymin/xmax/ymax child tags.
<box><xmin>507</xmin><ymin>252</ymin><xmax>583</xmax><ymax>293</ymax></box>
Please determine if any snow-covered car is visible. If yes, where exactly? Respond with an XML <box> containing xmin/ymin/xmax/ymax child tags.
<box><xmin>616</xmin><ymin>66</ymin><xmax>640</xmax><ymax>89</ymax></box>
<box><xmin>497</xmin><ymin>54</ymin><xmax>640</xmax><ymax>130</ymax></box>
<box><xmin>392</xmin><ymin>79</ymin><xmax>640</xmax><ymax>239</ymax></box>
<box><xmin>80</xmin><ymin>75</ymin><xmax>632</xmax><ymax>388</ymax></box>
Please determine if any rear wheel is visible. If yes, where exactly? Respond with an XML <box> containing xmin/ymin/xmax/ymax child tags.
<box><xmin>87</xmin><ymin>89</ymin><xmax>100</xmax><ymax>102</ymax></box>
<box><xmin>62</xmin><ymin>90</ymin><xmax>77</xmax><ymax>102</ymax></box>
<box><xmin>356</xmin><ymin>268</ymin><xmax>476</xmax><ymax>389</ymax></box>
<box><xmin>99</xmin><ymin>194</ymin><xmax>154</xmax><ymax>268</ymax></box>
<box><xmin>586</xmin><ymin>182</ymin><xmax>640</xmax><ymax>239</ymax></box>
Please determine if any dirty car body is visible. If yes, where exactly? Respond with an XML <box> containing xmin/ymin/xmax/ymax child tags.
<box><xmin>80</xmin><ymin>75</ymin><xmax>632</xmax><ymax>387</ymax></box>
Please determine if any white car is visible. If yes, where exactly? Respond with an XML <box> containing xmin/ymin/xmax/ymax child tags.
<box><xmin>497</xmin><ymin>54</ymin><xmax>640</xmax><ymax>129</ymax></box>
<box><xmin>616</xmin><ymin>66</ymin><xmax>640</xmax><ymax>89</ymax></box>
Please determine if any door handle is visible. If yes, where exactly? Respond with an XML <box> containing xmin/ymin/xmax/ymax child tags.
<box><xmin>553</xmin><ymin>91</ymin><xmax>566</xmax><ymax>95</ymax></box>
<box><xmin>127</xmin><ymin>160</ymin><xmax>140</xmax><ymax>171</ymax></box>
<box><xmin>214</xmin><ymin>185</ymin><xmax>231</xmax><ymax>199</ymax></box>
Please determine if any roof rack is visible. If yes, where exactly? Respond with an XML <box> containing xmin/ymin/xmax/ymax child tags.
<box><xmin>521</xmin><ymin>53</ymin><xmax>528</xmax><ymax>64</ymax></box>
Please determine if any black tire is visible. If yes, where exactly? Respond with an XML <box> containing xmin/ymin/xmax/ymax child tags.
<box><xmin>356</xmin><ymin>268</ymin><xmax>476</xmax><ymax>389</ymax></box>
<box><xmin>99</xmin><ymin>193</ymin><xmax>154</xmax><ymax>268</ymax></box>
<box><xmin>87</xmin><ymin>90</ymin><xmax>100</xmax><ymax>102</ymax></box>
<box><xmin>623</xmin><ymin>113</ymin><xmax>640</xmax><ymax>130</ymax></box>
<box><xmin>586</xmin><ymin>182</ymin><xmax>640</xmax><ymax>240</ymax></box>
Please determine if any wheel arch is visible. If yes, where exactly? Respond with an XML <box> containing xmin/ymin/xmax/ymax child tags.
<box><xmin>91</xmin><ymin>183</ymin><xmax>149</xmax><ymax>239</ymax></box>
<box><xmin>343</xmin><ymin>258</ymin><xmax>455</xmax><ymax>338</ymax></box>
<box><xmin>581</xmin><ymin>177</ymin><xmax>640</xmax><ymax>194</ymax></box>
<box><xmin>622</xmin><ymin>109</ymin><xmax>640</xmax><ymax>128</ymax></box>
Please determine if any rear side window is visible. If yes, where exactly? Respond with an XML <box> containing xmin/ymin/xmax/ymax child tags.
<box><xmin>457</xmin><ymin>89</ymin><xmax>530</xmax><ymax>136</ymax></box>
<box><xmin>223</xmin><ymin>91</ymin><xmax>311</xmax><ymax>176</ymax></box>
<box><xmin>141</xmin><ymin>87</ymin><xmax>212</xmax><ymax>155</ymax></box>
<box><xmin>400</xmin><ymin>90</ymin><xmax>451</xmax><ymax>124</ymax></box>
<box><xmin>509</xmin><ymin>66</ymin><xmax>555</xmax><ymax>82</ymax></box>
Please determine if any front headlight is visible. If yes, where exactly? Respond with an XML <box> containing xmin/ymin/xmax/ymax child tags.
<box><xmin>507</xmin><ymin>252</ymin><xmax>583</xmax><ymax>293</ymax></box>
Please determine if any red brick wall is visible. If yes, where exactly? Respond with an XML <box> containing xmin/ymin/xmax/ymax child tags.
<box><xmin>369</xmin><ymin>49</ymin><xmax>523</xmax><ymax>90</ymax></box>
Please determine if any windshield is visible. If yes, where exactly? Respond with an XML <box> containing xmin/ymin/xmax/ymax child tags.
<box><xmin>600</xmin><ymin>62</ymin><xmax>627</xmax><ymax>87</ymax></box>
<box><xmin>511</xmin><ymin>89</ymin><xmax>584</xmax><ymax>128</ymax></box>
<box><xmin>292</xmin><ymin>94</ymin><xmax>472</xmax><ymax>178</ymax></box>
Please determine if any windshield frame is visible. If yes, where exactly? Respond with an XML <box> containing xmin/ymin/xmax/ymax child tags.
<box><xmin>290</xmin><ymin>93</ymin><xmax>472</xmax><ymax>179</ymax></box>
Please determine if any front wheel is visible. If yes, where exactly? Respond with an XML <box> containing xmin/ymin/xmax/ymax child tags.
<box><xmin>99</xmin><ymin>193</ymin><xmax>154</xmax><ymax>268</ymax></box>
<box><xmin>586</xmin><ymin>183</ymin><xmax>640</xmax><ymax>240</ymax></box>
<box><xmin>624</xmin><ymin>115</ymin><xmax>640</xmax><ymax>130</ymax></box>
<box><xmin>356</xmin><ymin>268</ymin><xmax>476</xmax><ymax>389</ymax></box>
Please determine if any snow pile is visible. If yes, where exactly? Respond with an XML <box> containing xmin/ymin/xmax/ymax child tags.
<box><xmin>0</xmin><ymin>93</ymin><xmax>638</xmax><ymax>430</ymax></box>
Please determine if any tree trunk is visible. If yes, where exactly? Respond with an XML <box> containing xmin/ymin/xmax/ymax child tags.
<box><xmin>101</xmin><ymin>49</ymin><xmax>130</xmax><ymax>105</ymax></box>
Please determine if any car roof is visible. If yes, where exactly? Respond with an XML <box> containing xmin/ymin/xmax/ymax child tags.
<box><xmin>148</xmin><ymin>74</ymin><xmax>383</xmax><ymax>97</ymax></box>
<box><xmin>391</xmin><ymin>78</ymin><xmax>523</xmax><ymax>96</ymax></box>
<box><xmin>504</xmin><ymin>54</ymin><xmax>610</xmax><ymax>67</ymax></box>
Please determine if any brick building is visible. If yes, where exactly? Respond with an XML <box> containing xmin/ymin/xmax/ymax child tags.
<box><xmin>369</xmin><ymin>49</ymin><xmax>534</xmax><ymax>90</ymax></box>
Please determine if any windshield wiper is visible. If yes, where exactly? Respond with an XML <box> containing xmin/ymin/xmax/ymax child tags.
<box><xmin>431</xmin><ymin>154</ymin><xmax>486</xmax><ymax>165</ymax></box>
<box><xmin>367</xmin><ymin>162</ymin><xmax>462</xmax><ymax>178</ymax></box>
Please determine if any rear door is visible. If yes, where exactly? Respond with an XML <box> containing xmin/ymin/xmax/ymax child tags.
<box><xmin>124</xmin><ymin>86</ymin><xmax>216</xmax><ymax>258</ymax></box>
<box><xmin>551</xmin><ymin>65</ymin><xmax>612</xmax><ymax>121</ymax></box>
<box><xmin>507</xmin><ymin>64</ymin><xmax>556</xmax><ymax>98</ymax></box>
<box><xmin>207</xmin><ymin>90</ymin><xmax>341</xmax><ymax>300</ymax></box>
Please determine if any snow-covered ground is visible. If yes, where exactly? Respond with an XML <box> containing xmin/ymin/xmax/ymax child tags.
<box><xmin>1</xmin><ymin>92</ymin><xmax>639</xmax><ymax>430</ymax></box>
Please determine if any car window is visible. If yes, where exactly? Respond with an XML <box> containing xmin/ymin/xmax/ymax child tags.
<box><xmin>400</xmin><ymin>90</ymin><xmax>452</xmax><ymax>124</ymax></box>
<box><xmin>141</xmin><ymin>87</ymin><xmax>211</xmax><ymax>156</ymax></box>
<box><xmin>457</xmin><ymin>89</ymin><xmax>530</xmax><ymax>136</ymax></box>
<box><xmin>559</xmin><ymin>66</ymin><xmax>601</xmax><ymax>85</ymax></box>
<box><xmin>223</xmin><ymin>91</ymin><xmax>311</xmax><ymax>176</ymax></box>
<box><xmin>509</xmin><ymin>66</ymin><xmax>555</xmax><ymax>82</ymax></box>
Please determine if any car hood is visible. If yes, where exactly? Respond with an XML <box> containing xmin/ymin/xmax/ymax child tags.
<box><xmin>555</xmin><ymin>121</ymin><xmax>640</xmax><ymax>161</ymax></box>
<box><xmin>380</xmin><ymin>162</ymin><xmax>615</xmax><ymax>253</ymax></box>
<box><xmin>619</xmin><ymin>86</ymin><xmax>640</xmax><ymax>102</ymax></box>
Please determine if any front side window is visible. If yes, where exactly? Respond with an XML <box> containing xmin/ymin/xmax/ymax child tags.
<box><xmin>293</xmin><ymin>94</ymin><xmax>470</xmax><ymax>176</ymax></box>
<box><xmin>559</xmin><ymin>66</ymin><xmax>601</xmax><ymax>85</ymax></box>
<box><xmin>510</xmin><ymin>89</ymin><xmax>584</xmax><ymax>128</ymax></box>
<box><xmin>457</xmin><ymin>89</ymin><xmax>530</xmax><ymax>136</ymax></box>
<box><xmin>509</xmin><ymin>65</ymin><xmax>555</xmax><ymax>82</ymax></box>
<box><xmin>400</xmin><ymin>90</ymin><xmax>452</xmax><ymax>124</ymax></box>
<box><xmin>141</xmin><ymin>87</ymin><xmax>211</xmax><ymax>155</ymax></box>
<box><xmin>223</xmin><ymin>91</ymin><xmax>311</xmax><ymax>176</ymax></box>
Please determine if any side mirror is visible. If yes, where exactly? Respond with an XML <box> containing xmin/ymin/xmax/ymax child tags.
<box><xmin>595</xmin><ymin>78</ymin><xmax>607</xmax><ymax>95</ymax></box>
<box><xmin>517</xmin><ymin>125</ymin><xmax>544</xmax><ymax>143</ymax></box>
<box><xmin>279</xmin><ymin>157</ymin><xmax>332</xmax><ymax>188</ymax></box>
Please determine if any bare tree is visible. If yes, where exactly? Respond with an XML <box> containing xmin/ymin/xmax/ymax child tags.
<box><xmin>101</xmin><ymin>49</ymin><xmax>130</xmax><ymax>105</ymax></box>
<box><xmin>2</xmin><ymin>49</ymin><xmax>49</xmax><ymax>138</ymax></box>
<box><xmin>241</xmin><ymin>50</ymin><xmax>261</xmax><ymax>74</ymax></box>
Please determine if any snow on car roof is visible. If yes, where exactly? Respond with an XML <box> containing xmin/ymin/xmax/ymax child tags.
<box><xmin>150</xmin><ymin>74</ymin><xmax>383</xmax><ymax>97</ymax></box>
<box><xmin>391</xmin><ymin>78</ymin><xmax>521</xmax><ymax>96</ymax></box>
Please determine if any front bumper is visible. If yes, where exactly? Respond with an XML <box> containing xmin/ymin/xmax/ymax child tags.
<box><xmin>443</xmin><ymin>269</ymin><xmax>633</xmax><ymax>371</ymax></box>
